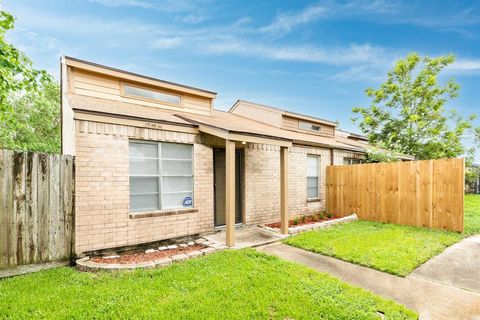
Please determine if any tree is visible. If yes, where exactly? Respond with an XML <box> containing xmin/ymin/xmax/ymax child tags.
<box><xmin>352</xmin><ymin>53</ymin><xmax>477</xmax><ymax>160</ymax></box>
<box><xmin>0</xmin><ymin>9</ymin><xmax>60</xmax><ymax>153</ymax></box>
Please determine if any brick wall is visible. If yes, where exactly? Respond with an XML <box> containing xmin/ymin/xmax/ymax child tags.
<box><xmin>74</xmin><ymin>120</ymin><xmax>214</xmax><ymax>254</ymax></box>
<box><xmin>74</xmin><ymin>119</ymin><xmax>365</xmax><ymax>253</ymax></box>
<box><xmin>243</xmin><ymin>143</ymin><xmax>357</xmax><ymax>225</ymax></box>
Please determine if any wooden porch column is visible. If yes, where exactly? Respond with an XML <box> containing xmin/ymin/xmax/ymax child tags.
<box><xmin>225</xmin><ymin>139</ymin><xmax>236</xmax><ymax>246</ymax></box>
<box><xmin>280</xmin><ymin>146</ymin><xmax>289</xmax><ymax>235</ymax></box>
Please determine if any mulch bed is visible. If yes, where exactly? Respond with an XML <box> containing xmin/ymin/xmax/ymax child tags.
<box><xmin>90</xmin><ymin>245</ymin><xmax>205</xmax><ymax>264</ymax></box>
<box><xmin>266</xmin><ymin>214</ymin><xmax>337</xmax><ymax>228</ymax></box>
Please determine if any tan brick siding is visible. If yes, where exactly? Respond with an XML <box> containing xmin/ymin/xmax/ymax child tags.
<box><xmin>74</xmin><ymin>119</ymin><xmax>365</xmax><ymax>252</ymax></box>
<box><xmin>74</xmin><ymin>120</ymin><xmax>214</xmax><ymax>254</ymax></box>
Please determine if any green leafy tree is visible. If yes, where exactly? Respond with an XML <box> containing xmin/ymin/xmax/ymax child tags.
<box><xmin>352</xmin><ymin>53</ymin><xmax>477</xmax><ymax>160</ymax></box>
<box><xmin>0</xmin><ymin>9</ymin><xmax>60</xmax><ymax>153</ymax></box>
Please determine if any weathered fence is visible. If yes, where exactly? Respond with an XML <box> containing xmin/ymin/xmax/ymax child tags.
<box><xmin>0</xmin><ymin>149</ymin><xmax>75</xmax><ymax>269</ymax></box>
<box><xmin>326</xmin><ymin>158</ymin><xmax>464</xmax><ymax>232</ymax></box>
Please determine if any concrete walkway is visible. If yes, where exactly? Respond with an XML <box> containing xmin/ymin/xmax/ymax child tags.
<box><xmin>258</xmin><ymin>243</ymin><xmax>480</xmax><ymax>320</ymax></box>
<box><xmin>203</xmin><ymin>226</ymin><xmax>287</xmax><ymax>249</ymax></box>
<box><xmin>412</xmin><ymin>235</ymin><xmax>480</xmax><ymax>293</ymax></box>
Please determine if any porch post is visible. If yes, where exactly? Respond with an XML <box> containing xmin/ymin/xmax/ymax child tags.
<box><xmin>280</xmin><ymin>146</ymin><xmax>289</xmax><ymax>235</ymax></box>
<box><xmin>225</xmin><ymin>139</ymin><xmax>236</xmax><ymax>246</ymax></box>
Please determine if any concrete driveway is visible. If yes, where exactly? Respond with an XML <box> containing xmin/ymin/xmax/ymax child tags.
<box><xmin>258</xmin><ymin>242</ymin><xmax>480</xmax><ymax>320</ymax></box>
<box><xmin>411</xmin><ymin>235</ymin><xmax>480</xmax><ymax>292</ymax></box>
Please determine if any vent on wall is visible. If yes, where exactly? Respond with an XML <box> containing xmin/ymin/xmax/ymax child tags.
<box><xmin>299</xmin><ymin>121</ymin><xmax>321</xmax><ymax>132</ymax></box>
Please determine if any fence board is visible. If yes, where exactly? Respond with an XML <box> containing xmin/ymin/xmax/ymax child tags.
<box><xmin>326</xmin><ymin>158</ymin><xmax>464</xmax><ymax>232</ymax></box>
<box><xmin>0</xmin><ymin>149</ymin><xmax>75</xmax><ymax>270</ymax></box>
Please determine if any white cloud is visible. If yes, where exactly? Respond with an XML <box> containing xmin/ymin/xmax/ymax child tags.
<box><xmin>88</xmin><ymin>0</ymin><xmax>157</xmax><ymax>9</ymax></box>
<box><xmin>259</xmin><ymin>0</ymin><xmax>401</xmax><ymax>37</ymax></box>
<box><xmin>203</xmin><ymin>38</ymin><xmax>389</xmax><ymax>66</ymax></box>
<box><xmin>449</xmin><ymin>59</ymin><xmax>480</xmax><ymax>71</ymax></box>
<box><xmin>259</xmin><ymin>4</ymin><xmax>327</xmax><ymax>36</ymax></box>
<box><xmin>151</xmin><ymin>36</ymin><xmax>183</xmax><ymax>49</ymax></box>
<box><xmin>89</xmin><ymin>0</ymin><xmax>211</xmax><ymax>13</ymax></box>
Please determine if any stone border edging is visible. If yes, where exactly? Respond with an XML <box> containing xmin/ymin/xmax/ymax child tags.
<box><xmin>76</xmin><ymin>240</ymin><xmax>226</xmax><ymax>272</ymax></box>
<box><xmin>260</xmin><ymin>213</ymin><xmax>358</xmax><ymax>235</ymax></box>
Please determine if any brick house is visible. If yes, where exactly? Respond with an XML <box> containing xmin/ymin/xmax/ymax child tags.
<box><xmin>61</xmin><ymin>57</ymin><xmax>374</xmax><ymax>255</ymax></box>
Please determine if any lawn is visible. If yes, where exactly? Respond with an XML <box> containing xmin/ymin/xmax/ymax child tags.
<box><xmin>284</xmin><ymin>195</ymin><xmax>480</xmax><ymax>277</ymax></box>
<box><xmin>465</xmin><ymin>194</ymin><xmax>480</xmax><ymax>236</ymax></box>
<box><xmin>0</xmin><ymin>250</ymin><xmax>416</xmax><ymax>320</ymax></box>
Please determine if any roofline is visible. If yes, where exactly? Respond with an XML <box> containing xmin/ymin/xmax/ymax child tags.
<box><xmin>229</xmin><ymin>99</ymin><xmax>338</xmax><ymax>127</ymax></box>
<box><xmin>72</xmin><ymin>108</ymin><xmax>197</xmax><ymax>128</ymax></box>
<box><xmin>61</xmin><ymin>56</ymin><xmax>217</xmax><ymax>99</ymax></box>
<box><xmin>175</xmin><ymin>114</ymin><xmax>293</xmax><ymax>143</ymax></box>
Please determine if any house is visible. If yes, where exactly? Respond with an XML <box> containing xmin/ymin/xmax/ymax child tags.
<box><xmin>61</xmin><ymin>56</ymin><xmax>373</xmax><ymax>255</ymax></box>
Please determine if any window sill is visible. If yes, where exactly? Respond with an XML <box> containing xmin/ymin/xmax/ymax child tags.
<box><xmin>129</xmin><ymin>208</ymin><xmax>198</xmax><ymax>219</ymax></box>
<box><xmin>307</xmin><ymin>198</ymin><xmax>322</xmax><ymax>203</ymax></box>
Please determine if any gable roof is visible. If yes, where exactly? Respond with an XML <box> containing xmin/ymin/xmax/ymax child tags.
<box><xmin>62</xmin><ymin>56</ymin><xmax>217</xmax><ymax>99</ymax></box>
<box><xmin>229</xmin><ymin>99</ymin><xmax>338</xmax><ymax>127</ymax></box>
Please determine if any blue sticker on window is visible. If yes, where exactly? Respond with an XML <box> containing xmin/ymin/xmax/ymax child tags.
<box><xmin>183</xmin><ymin>196</ymin><xmax>193</xmax><ymax>207</ymax></box>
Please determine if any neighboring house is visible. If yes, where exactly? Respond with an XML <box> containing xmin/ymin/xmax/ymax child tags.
<box><xmin>60</xmin><ymin>57</ymin><xmax>376</xmax><ymax>255</ymax></box>
<box><xmin>466</xmin><ymin>164</ymin><xmax>480</xmax><ymax>194</ymax></box>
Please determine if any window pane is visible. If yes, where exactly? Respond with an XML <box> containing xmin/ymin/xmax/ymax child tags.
<box><xmin>162</xmin><ymin>192</ymin><xmax>193</xmax><ymax>209</ymax></box>
<box><xmin>129</xmin><ymin>158</ymin><xmax>158</xmax><ymax>175</ymax></box>
<box><xmin>162</xmin><ymin>159</ymin><xmax>192</xmax><ymax>175</ymax></box>
<box><xmin>343</xmin><ymin>158</ymin><xmax>351</xmax><ymax>165</ymax></box>
<box><xmin>129</xmin><ymin>142</ymin><xmax>158</xmax><ymax>158</ymax></box>
<box><xmin>307</xmin><ymin>177</ymin><xmax>318</xmax><ymax>189</ymax></box>
<box><xmin>162</xmin><ymin>143</ymin><xmax>192</xmax><ymax>159</ymax></box>
<box><xmin>307</xmin><ymin>187</ymin><xmax>319</xmax><ymax>198</ymax></box>
<box><xmin>162</xmin><ymin>176</ymin><xmax>192</xmax><ymax>193</ymax></box>
<box><xmin>130</xmin><ymin>194</ymin><xmax>159</xmax><ymax>211</ymax></box>
<box><xmin>130</xmin><ymin>177</ymin><xmax>158</xmax><ymax>194</ymax></box>
<box><xmin>307</xmin><ymin>156</ymin><xmax>318</xmax><ymax>176</ymax></box>
<box><xmin>125</xmin><ymin>85</ymin><xmax>180</xmax><ymax>105</ymax></box>
<box><xmin>307</xmin><ymin>176</ymin><xmax>319</xmax><ymax>198</ymax></box>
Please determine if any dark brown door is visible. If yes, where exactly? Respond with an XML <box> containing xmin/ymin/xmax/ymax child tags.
<box><xmin>214</xmin><ymin>149</ymin><xmax>242</xmax><ymax>227</ymax></box>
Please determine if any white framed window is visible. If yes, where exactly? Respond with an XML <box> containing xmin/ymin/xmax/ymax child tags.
<box><xmin>299</xmin><ymin>121</ymin><xmax>321</xmax><ymax>132</ymax></box>
<box><xmin>307</xmin><ymin>155</ymin><xmax>319</xmax><ymax>199</ymax></box>
<box><xmin>124</xmin><ymin>84</ymin><xmax>181</xmax><ymax>105</ymax></box>
<box><xmin>343</xmin><ymin>158</ymin><xmax>363</xmax><ymax>165</ymax></box>
<box><xmin>129</xmin><ymin>141</ymin><xmax>193</xmax><ymax>212</ymax></box>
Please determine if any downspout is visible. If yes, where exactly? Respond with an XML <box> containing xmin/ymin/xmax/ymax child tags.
<box><xmin>60</xmin><ymin>56</ymin><xmax>76</xmax><ymax>156</ymax></box>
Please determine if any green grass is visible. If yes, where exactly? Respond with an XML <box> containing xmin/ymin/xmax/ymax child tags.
<box><xmin>0</xmin><ymin>250</ymin><xmax>415</xmax><ymax>320</ymax></box>
<box><xmin>465</xmin><ymin>194</ymin><xmax>480</xmax><ymax>236</ymax></box>
<box><xmin>285</xmin><ymin>195</ymin><xmax>480</xmax><ymax>277</ymax></box>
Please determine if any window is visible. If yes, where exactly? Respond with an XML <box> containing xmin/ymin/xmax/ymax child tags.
<box><xmin>124</xmin><ymin>84</ymin><xmax>181</xmax><ymax>105</ymax></box>
<box><xmin>299</xmin><ymin>121</ymin><xmax>321</xmax><ymax>132</ymax></box>
<box><xmin>343</xmin><ymin>158</ymin><xmax>363</xmax><ymax>165</ymax></box>
<box><xmin>129</xmin><ymin>141</ymin><xmax>193</xmax><ymax>212</ymax></box>
<box><xmin>307</xmin><ymin>155</ymin><xmax>319</xmax><ymax>198</ymax></box>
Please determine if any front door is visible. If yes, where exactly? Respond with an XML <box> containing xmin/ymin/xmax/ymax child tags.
<box><xmin>214</xmin><ymin>148</ymin><xmax>242</xmax><ymax>227</ymax></box>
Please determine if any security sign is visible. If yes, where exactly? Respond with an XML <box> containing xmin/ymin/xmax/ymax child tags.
<box><xmin>183</xmin><ymin>196</ymin><xmax>193</xmax><ymax>207</ymax></box>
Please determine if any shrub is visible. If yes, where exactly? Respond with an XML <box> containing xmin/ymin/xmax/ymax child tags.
<box><xmin>301</xmin><ymin>215</ymin><xmax>306</xmax><ymax>223</ymax></box>
<box><xmin>293</xmin><ymin>217</ymin><xmax>299</xmax><ymax>225</ymax></box>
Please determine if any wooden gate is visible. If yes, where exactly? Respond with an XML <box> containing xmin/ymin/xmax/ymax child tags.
<box><xmin>0</xmin><ymin>149</ymin><xmax>75</xmax><ymax>269</ymax></box>
<box><xmin>326</xmin><ymin>158</ymin><xmax>464</xmax><ymax>232</ymax></box>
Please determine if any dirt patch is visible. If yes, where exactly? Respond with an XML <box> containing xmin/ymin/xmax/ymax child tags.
<box><xmin>90</xmin><ymin>245</ymin><xmax>205</xmax><ymax>264</ymax></box>
<box><xmin>266</xmin><ymin>214</ymin><xmax>337</xmax><ymax>228</ymax></box>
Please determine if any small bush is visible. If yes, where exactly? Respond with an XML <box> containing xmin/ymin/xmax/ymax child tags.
<box><xmin>326</xmin><ymin>212</ymin><xmax>334</xmax><ymax>219</ymax></box>
<box><xmin>318</xmin><ymin>212</ymin><xmax>324</xmax><ymax>220</ymax></box>
<box><xmin>293</xmin><ymin>217</ymin><xmax>299</xmax><ymax>225</ymax></box>
<box><xmin>300</xmin><ymin>215</ymin><xmax>306</xmax><ymax>223</ymax></box>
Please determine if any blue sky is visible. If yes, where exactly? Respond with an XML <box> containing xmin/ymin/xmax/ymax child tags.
<box><xmin>3</xmin><ymin>0</ymin><xmax>480</xmax><ymax>160</ymax></box>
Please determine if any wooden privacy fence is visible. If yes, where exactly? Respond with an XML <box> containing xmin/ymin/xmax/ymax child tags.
<box><xmin>0</xmin><ymin>149</ymin><xmax>75</xmax><ymax>269</ymax></box>
<box><xmin>326</xmin><ymin>158</ymin><xmax>464</xmax><ymax>232</ymax></box>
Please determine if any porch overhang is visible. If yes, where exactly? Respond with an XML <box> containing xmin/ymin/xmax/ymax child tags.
<box><xmin>197</xmin><ymin>123</ymin><xmax>293</xmax><ymax>148</ymax></box>
<box><xmin>191</xmin><ymin>122</ymin><xmax>291</xmax><ymax>247</ymax></box>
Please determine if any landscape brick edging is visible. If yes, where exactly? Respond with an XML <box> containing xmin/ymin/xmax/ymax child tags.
<box><xmin>76</xmin><ymin>241</ymin><xmax>225</xmax><ymax>272</ymax></box>
<box><xmin>260</xmin><ymin>213</ymin><xmax>358</xmax><ymax>235</ymax></box>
